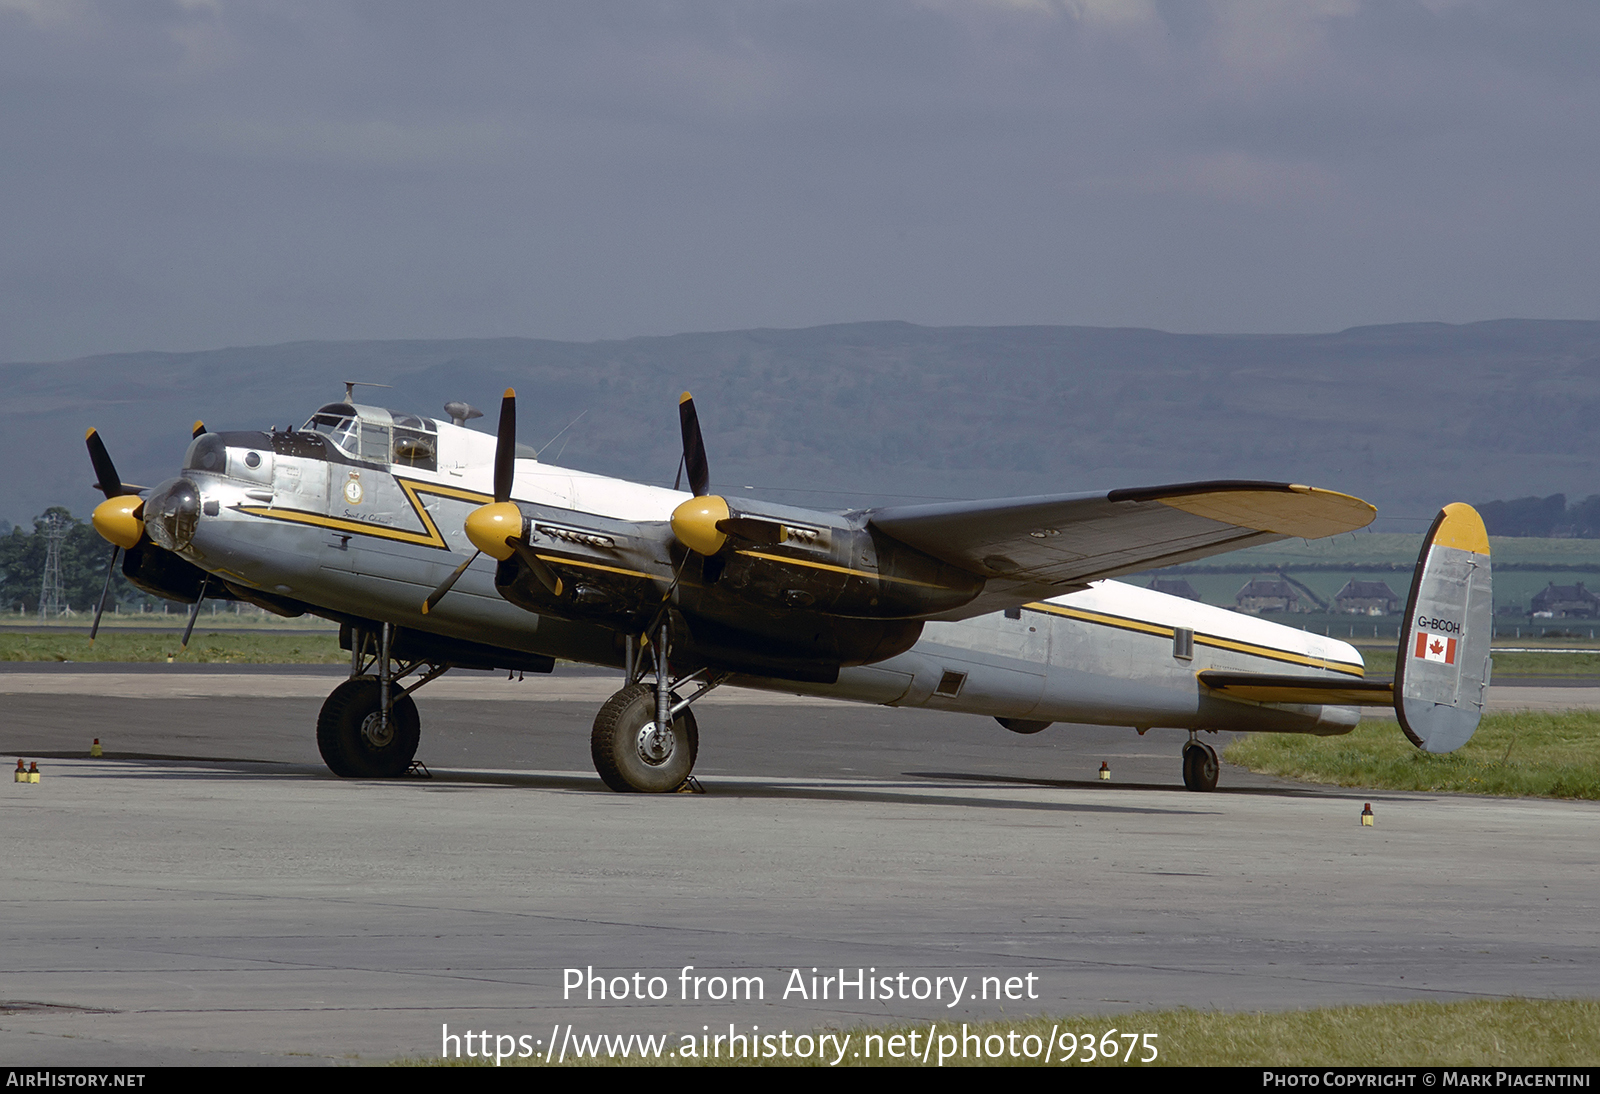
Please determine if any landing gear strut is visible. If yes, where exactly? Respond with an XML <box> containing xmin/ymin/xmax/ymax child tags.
<box><xmin>317</xmin><ymin>622</ymin><xmax>448</xmax><ymax>778</ymax></box>
<box><xmin>591</xmin><ymin>623</ymin><xmax>726</xmax><ymax>792</ymax></box>
<box><xmin>1181</xmin><ymin>736</ymin><xmax>1219</xmax><ymax>792</ymax></box>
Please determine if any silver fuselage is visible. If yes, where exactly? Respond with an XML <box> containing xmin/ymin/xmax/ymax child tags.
<box><xmin>166</xmin><ymin>409</ymin><xmax>1366</xmax><ymax>737</ymax></box>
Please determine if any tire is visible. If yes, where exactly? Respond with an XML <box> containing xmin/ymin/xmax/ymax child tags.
<box><xmin>316</xmin><ymin>676</ymin><xmax>421</xmax><ymax>778</ymax></box>
<box><xmin>590</xmin><ymin>683</ymin><xmax>699</xmax><ymax>793</ymax></box>
<box><xmin>1182</xmin><ymin>740</ymin><xmax>1218</xmax><ymax>792</ymax></box>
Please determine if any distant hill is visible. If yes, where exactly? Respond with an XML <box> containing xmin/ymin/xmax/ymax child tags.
<box><xmin>3</xmin><ymin>319</ymin><xmax>1598</xmax><ymax>532</ymax></box>
<box><xmin>1476</xmin><ymin>493</ymin><xmax>1600</xmax><ymax>538</ymax></box>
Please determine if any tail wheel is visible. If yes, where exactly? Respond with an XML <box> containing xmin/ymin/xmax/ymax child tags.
<box><xmin>1181</xmin><ymin>740</ymin><xmax>1219</xmax><ymax>792</ymax></box>
<box><xmin>590</xmin><ymin>683</ymin><xmax>699</xmax><ymax>792</ymax></box>
<box><xmin>317</xmin><ymin>676</ymin><xmax>421</xmax><ymax>778</ymax></box>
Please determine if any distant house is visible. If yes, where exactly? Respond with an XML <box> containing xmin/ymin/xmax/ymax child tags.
<box><xmin>1529</xmin><ymin>582</ymin><xmax>1600</xmax><ymax>619</ymax></box>
<box><xmin>1333</xmin><ymin>579</ymin><xmax>1401</xmax><ymax>616</ymax></box>
<box><xmin>1146</xmin><ymin>577</ymin><xmax>1201</xmax><ymax>602</ymax></box>
<box><xmin>1235</xmin><ymin>576</ymin><xmax>1300</xmax><ymax>614</ymax></box>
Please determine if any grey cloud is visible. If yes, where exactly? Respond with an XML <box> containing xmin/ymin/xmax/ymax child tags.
<box><xmin>1</xmin><ymin>1</ymin><xmax>1597</xmax><ymax>362</ymax></box>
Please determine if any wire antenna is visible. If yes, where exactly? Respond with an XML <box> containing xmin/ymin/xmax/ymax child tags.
<box><xmin>536</xmin><ymin>409</ymin><xmax>589</xmax><ymax>458</ymax></box>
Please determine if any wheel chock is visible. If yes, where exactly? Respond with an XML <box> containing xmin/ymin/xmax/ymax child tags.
<box><xmin>676</xmin><ymin>775</ymin><xmax>706</xmax><ymax>794</ymax></box>
<box><xmin>27</xmin><ymin>762</ymin><xmax>40</xmax><ymax>784</ymax></box>
<box><xmin>406</xmin><ymin>760</ymin><xmax>433</xmax><ymax>779</ymax></box>
<box><xmin>1098</xmin><ymin>761</ymin><xmax>1111</xmax><ymax>780</ymax></box>
<box><xmin>90</xmin><ymin>738</ymin><xmax>103</xmax><ymax>758</ymax></box>
<box><xmin>1361</xmin><ymin>802</ymin><xmax>1374</xmax><ymax>827</ymax></box>
<box><xmin>13</xmin><ymin>759</ymin><xmax>26</xmax><ymax>783</ymax></box>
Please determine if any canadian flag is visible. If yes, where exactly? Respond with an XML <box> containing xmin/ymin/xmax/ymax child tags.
<box><xmin>1415</xmin><ymin>632</ymin><xmax>1457</xmax><ymax>664</ymax></box>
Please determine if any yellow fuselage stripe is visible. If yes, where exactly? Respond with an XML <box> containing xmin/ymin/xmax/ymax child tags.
<box><xmin>1024</xmin><ymin>601</ymin><xmax>1365</xmax><ymax>678</ymax></box>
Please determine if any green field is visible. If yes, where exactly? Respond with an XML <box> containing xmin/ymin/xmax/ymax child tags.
<box><xmin>1349</xmin><ymin>645</ymin><xmax>1600</xmax><ymax>678</ymax></box>
<box><xmin>1226</xmin><ymin>711</ymin><xmax>1600</xmax><ymax>800</ymax></box>
<box><xmin>0</xmin><ymin>630</ymin><xmax>346</xmax><ymax>663</ymax></box>
<box><xmin>0</xmin><ymin>606</ymin><xmax>339</xmax><ymax>631</ymax></box>
<box><xmin>410</xmin><ymin>998</ymin><xmax>1600</xmax><ymax>1066</ymax></box>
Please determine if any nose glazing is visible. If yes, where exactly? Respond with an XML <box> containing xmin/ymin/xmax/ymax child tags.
<box><xmin>144</xmin><ymin>477</ymin><xmax>201</xmax><ymax>552</ymax></box>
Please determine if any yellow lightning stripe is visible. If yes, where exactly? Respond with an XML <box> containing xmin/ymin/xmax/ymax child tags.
<box><xmin>235</xmin><ymin>505</ymin><xmax>447</xmax><ymax>547</ymax></box>
<box><xmin>240</xmin><ymin>476</ymin><xmax>656</xmax><ymax>580</ymax></box>
<box><xmin>1023</xmin><ymin>601</ymin><xmax>1365</xmax><ymax>678</ymax></box>
<box><xmin>237</xmin><ymin>478</ymin><xmax>493</xmax><ymax>550</ymax></box>
<box><xmin>735</xmin><ymin>550</ymin><xmax>954</xmax><ymax>589</ymax></box>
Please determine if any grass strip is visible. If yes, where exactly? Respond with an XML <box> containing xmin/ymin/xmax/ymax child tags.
<box><xmin>0</xmin><ymin>631</ymin><xmax>346</xmax><ymax>663</ymax></box>
<box><xmin>1226</xmin><ymin>711</ymin><xmax>1600</xmax><ymax>799</ymax></box>
<box><xmin>404</xmin><ymin>998</ymin><xmax>1600</xmax><ymax>1066</ymax></box>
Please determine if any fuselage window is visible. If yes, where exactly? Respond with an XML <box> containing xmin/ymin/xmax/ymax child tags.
<box><xmin>308</xmin><ymin>414</ymin><xmax>360</xmax><ymax>458</ymax></box>
<box><xmin>359</xmin><ymin>424</ymin><xmax>392</xmax><ymax>465</ymax></box>
<box><xmin>182</xmin><ymin>433</ymin><xmax>227</xmax><ymax>473</ymax></box>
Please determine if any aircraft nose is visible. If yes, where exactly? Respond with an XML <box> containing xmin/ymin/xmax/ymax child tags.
<box><xmin>144</xmin><ymin>477</ymin><xmax>201</xmax><ymax>552</ymax></box>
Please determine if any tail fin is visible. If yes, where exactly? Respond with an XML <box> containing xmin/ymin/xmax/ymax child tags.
<box><xmin>1394</xmin><ymin>503</ymin><xmax>1492</xmax><ymax>753</ymax></box>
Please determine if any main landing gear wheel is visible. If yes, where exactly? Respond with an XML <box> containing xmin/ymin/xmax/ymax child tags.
<box><xmin>590</xmin><ymin>682</ymin><xmax>700</xmax><ymax>793</ymax></box>
<box><xmin>1181</xmin><ymin>740</ymin><xmax>1219</xmax><ymax>792</ymax></box>
<box><xmin>317</xmin><ymin>676</ymin><xmax>421</xmax><ymax>778</ymax></box>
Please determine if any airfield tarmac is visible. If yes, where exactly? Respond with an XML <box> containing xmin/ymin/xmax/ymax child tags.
<box><xmin>2</xmin><ymin>665</ymin><xmax>1597</xmax><ymax>1065</ymax></box>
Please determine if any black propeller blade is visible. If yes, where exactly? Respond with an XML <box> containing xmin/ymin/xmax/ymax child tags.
<box><xmin>423</xmin><ymin>388</ymin><xmax>561</xmax><ymax>612</ymax></box>
<box><xmin>508</xmin><ymin>540</ymin><xmax>563</xmax><ymax>598</ymax></box>
<box><xmin>86</xmin><ymin>429</ymin><xmax>131</xmax><ymax>499</ymax></box>
<box><xmin>421</xmin><ymin>552</ymin><xmax>476</xmax><ymax>615</ymax></box>
<box><xmin>89</xmin><ymin>547</ymin><xmax>121</xmax><ymax>642</ymax></box>
<box><xmin>181</xmin><ymin>577</ymin><xmax>208</xmax><ymax>650</ymax></box>
<box><xmin>494</xmin><ymin>388</ymin><xmax>516</xmax><ymax>504</ymax></box>
<box><xmin>678</xmin><ymin>392</ymin><xmax>710</xmax><ymax>497</ymax></box>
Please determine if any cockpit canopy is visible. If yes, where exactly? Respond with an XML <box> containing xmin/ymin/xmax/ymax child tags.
<box><xmin>305</xmin><ymin>403</ymin><xmax>438</xmax><ymax>470</ymax></box>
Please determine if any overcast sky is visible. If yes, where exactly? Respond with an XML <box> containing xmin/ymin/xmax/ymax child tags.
<box><xmin>3</xmin><ymin>0</ymin><xmax>1598</xmax><ymax>363</ymax></box>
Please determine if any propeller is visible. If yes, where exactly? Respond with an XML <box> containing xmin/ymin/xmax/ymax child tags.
<box><xmin>180</xmin><ymin>576</ymin><xmax>208</xmax><ymax>650</ymax></box>
<box><xmin>678</xmin><ymin>392</ymin><xmax>710</xmax><ymax>497</ymax></box>
<box><xmin>669</xmin><ymin>393</ymin><xmax>786</xmax><ymax>556</ymax></box>
<box><xmin>422</xmin><ymin>389</ymin><xmax>562</xmax><ymax>614</ymax></box>
<box><xmin>85</xmin><ymin>429</ymin><xmax>147</xmax><ymax>641</ymax></box>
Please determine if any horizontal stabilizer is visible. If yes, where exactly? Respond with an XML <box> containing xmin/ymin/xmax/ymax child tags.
<box><xmin>1198</xmin><ymin>672</ymin><xmax>1393</xmax><ymax>707</ymax></box>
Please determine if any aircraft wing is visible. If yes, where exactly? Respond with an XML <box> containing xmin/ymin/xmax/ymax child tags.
<box><xmin>865</xmin><ymin>481</ymin><xmax>1375</xmax><ymax>602</ymax></box>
